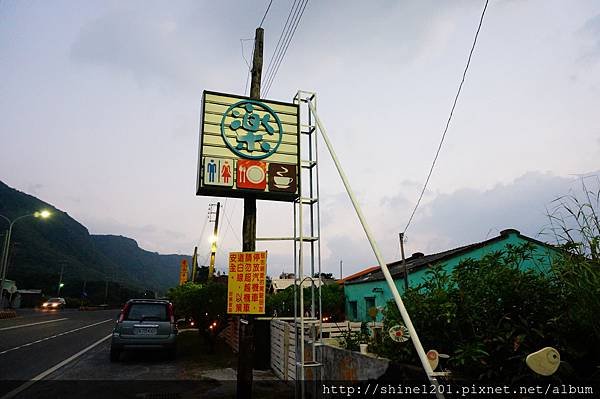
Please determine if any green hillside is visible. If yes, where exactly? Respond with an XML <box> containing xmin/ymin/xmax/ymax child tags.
<box><xmin>0</xmin><ymin>180</ymin><xmax>190</xmax><ymax>303</ymax></box>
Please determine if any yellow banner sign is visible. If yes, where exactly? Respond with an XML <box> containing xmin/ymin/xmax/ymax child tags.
<box><xmin>179</xmin><ymin>259</ymin><xmax>188</xmax><ymax>286</ymax></box>
<box><xmin>227</xmin><ymin>251</ymin><xmax>267</xmax><ymax>314</ymax></box>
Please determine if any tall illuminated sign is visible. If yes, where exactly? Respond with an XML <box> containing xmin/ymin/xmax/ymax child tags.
<box><xmin>196</xmin><ymin>91</ymin><xmax>300</xmax><ymax>202</ymax></box>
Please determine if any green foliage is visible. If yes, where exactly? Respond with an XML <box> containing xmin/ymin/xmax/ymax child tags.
<box><xmin>313</xmin><ymin>272</ymin><xmax>335</xmax><ymax>280</ymax></box>
<box><xmin>546</xmin><ymin>180</ymin><xmax>600</xmax><ymax>348</ymax></box>
<box><xmin>265</xmin><ymin>283</ymin><xmax>345</xmax><ymax>320</ymax></box>
<box><xmin>167</xmin><ymin>282</ymin><xmax>227</xmax><ymax>329</ymax></box>
<box><xmin>372</xmin><ymin>243</ymin><xmax>600</xmax><ymax>382</ymax></box>
<box><xmin>339</xmin><ymin>322</ymin><xmax>370</xmax><ymax>351</ymax></box>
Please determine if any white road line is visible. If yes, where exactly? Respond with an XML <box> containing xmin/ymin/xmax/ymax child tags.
<box><xmin>0</xmin><ymin>318</ymin><xmax>68</xmax><ymax>331</ymax></box>
<box><xmin>0</xmin><ymin>319</ymin><xmax>113</xmax><ymax>356</ymax></box>
<box><xmin>0</xmin><ymin>333</ymin><xmax>112</xmax><ymax>399</ymax></box>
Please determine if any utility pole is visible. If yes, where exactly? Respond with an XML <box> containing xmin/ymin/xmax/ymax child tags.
<box><xmin>237</xmin><ymin>26</ymin><xmax>263</xmax><ymax>399</ymax></box>
<box><xmin>339</xmin><ymin>259</ymin><xmax>343</xmax><ymax>280</ymax></box>
<box><xmin>57</xmin><ymin>263</ymin><xmax>65</xmax><ymax>297</ymax></box>
<box><xmin>81</xmin><ymin>280</ymin><xmax>87</xmax><ymax>307</ymax></box>
<box><xmin>399</xmin><ymin>233</ymin><xmax>409</xmax><ymax>291</ymax></box>
<box><xmin>191</xmin><ymin>246</ymin><xmax>198</xmax><ymax>283</ymax></box>
<box><xmin>208</xmin><ymin>202</ymin><xmax>221</xmax><ymax>280</ymax></box>
<box><xmin>0</xmin><ymin>232</ymin><xmax>7</xmax><ymax>307</ymax></box>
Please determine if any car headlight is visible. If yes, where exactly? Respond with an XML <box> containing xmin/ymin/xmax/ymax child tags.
<box><xmin>42</xmin><ymin>303</ymin><xmax>48</xmax><ymax>307</ymax></box>
<box><xmin>52</xmin><ymin>303</ymin><xmax>59</xmax><ymax>307</ymax></box>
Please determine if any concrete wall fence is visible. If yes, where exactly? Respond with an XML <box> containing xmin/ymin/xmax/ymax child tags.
<box><xmin>270</xmin><ymin>319</ymin><xmax>389</xmax><ymax>381</ymax></box>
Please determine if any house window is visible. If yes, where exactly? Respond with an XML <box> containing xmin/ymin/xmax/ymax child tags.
<box><xmin>365</xmin><ymin>296</ymin><xmax>376</xmax><ymax>320</ymax></box>
<box><xmin>349</xmin><ymin>301</ymin><xmax>358</xmax><ymax>320</ymax></box>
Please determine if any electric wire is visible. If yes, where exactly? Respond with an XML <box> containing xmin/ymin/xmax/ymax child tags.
<box><xmin>263</xmin><ymin>0</ymin><xmax>303</xmax><ymax>95</ymax></box>
<box><xmin>262</xmin><ymin>0</ymin><xmax>299</xmax><ymax>97</ymax></box>
<box><xmin>240</xmin><ymin>38</ymin><xmax>253</xmax><ymax>95</ymax></box>
<box><xmin>403</xmin><ymin>0</ymin><xmax>489</xmax><ymax>235</ymax></box>
<box><xmin>223</xmin><ymin>201</ymin><xmax>242</xmax><ymax>246</ymax></box>
<box><xmin>197</xmin><ymin>211</ymin><xmax>210</xmax><ymax>249</ymax></box>
<box><xmin>259</xmin><ymin>0</ymin><xmax>274</xmax><ymax>28</ymax></box>
<box><xmin>263</xmin><ymin>0</ymin><xmax>308</xmax><ymax>96</ymax></box>
<box><xmin>263</xmin><ymin>0</ymin><xmax>309</xmax><ymax>97</ymax></box>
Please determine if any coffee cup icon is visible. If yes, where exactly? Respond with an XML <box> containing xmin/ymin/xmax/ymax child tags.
<box><xmin>274</xmin><ymin>176</ymin><xmax>292</xmax><ymax>188</ymax></box>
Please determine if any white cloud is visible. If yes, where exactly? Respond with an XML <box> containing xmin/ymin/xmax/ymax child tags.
<box><xmin>318</xmin><ymin>170</ymin><xmax>599</xmax><ymax>277</ymax></box>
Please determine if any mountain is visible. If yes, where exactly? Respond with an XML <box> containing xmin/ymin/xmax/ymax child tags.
<box><xmin>91</xmin><ymin>235</ymin><xmax>187</xmax><ymax>292</ymax></box>
<box><xmin>0</xmin><ymin>180</ymin><xmax>190</xmax><ymax>300</ymax></box>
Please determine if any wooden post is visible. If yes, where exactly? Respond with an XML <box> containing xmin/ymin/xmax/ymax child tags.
<box><xmin>237</xmin><ymin>26</ymin><xmax>263</xmax><ymax>399</ymax></box>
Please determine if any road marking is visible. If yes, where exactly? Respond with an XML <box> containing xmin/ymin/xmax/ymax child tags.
<box><xmin>0</xmin><ymin>319</ymin><xmax>113</xmax><ymax>356</ymax></box>
<box><xmin>0</xmin><ymin>333</ymin><xmax>112</xmax><ymax>399</ymax></box>
<box><xmin>0</xmin><ymin>317</ymin><xmax>68</xmax><ymax>331</ymax></box>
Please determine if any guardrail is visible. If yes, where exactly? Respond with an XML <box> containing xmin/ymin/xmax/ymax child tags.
<box><xmin>0</xmin><ymin>309</ymin><xmax>17</xmax><ymax>319</ymax></box>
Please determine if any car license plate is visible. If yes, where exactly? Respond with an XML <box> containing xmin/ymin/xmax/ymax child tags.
<box><xmin>134</xmin><ymin>327</ymin><xmax>157</xmax><ymax>335</ymax></box>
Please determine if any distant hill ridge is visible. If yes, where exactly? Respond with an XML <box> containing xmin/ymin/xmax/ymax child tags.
<box><xmin>0</xmin><ymin>180</ymin><xmax>189</xmax><ymax>297</ymax></box>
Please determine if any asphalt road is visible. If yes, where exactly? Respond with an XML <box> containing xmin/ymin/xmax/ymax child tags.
<box><xmin>0</xmin><ymin>309</ymin><xmax>292</xmax><ymax>399</ymax></box>
<box><xmin>0</xmin><ymin>309</ymin><xmax>117</xmax><ymax>395</ymax></box>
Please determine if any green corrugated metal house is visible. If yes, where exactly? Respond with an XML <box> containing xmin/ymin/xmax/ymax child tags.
<box><xmin>343</xmin><ymin>229</ymin><xmax>560</xmax><ymax>322</ymax></box>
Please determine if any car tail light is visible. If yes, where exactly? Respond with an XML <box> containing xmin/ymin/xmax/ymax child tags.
<box><xmin>118</xmin><ymin>303</ymin><xmax>131</xmax><ymax>322</ymax></box>
<box><xmin>167</xmin><ymin>303</ymin><xmax>175</xmax><ymax>324</ymax></box>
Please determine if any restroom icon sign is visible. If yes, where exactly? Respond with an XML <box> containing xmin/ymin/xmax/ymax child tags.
<box><xmin>268</xmin><ymin>163</ymin><xmax>297</xmax><ymax>193</ymax></box>
<box><xmin>204</xmin><ymin>157</ymin><xmax>234</xmax><ymax>187</ymax></box>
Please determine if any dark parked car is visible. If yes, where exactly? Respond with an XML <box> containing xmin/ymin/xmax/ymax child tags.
<box><xmin>110</xmin><ymin>299</ymin><xmax>177</xmax><ymax>362</ymax></box>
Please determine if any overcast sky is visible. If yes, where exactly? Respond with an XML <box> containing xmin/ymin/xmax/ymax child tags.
<box><xmin>1</xmin><ymin>0</ymin><xmax>599</xmax><ymax>278</ymax></box>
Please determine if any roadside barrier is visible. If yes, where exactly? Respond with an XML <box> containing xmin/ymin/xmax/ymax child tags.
<box><xmin>0</xmin><ymin>310</ymin><xmax>17</xmax><ymax>319</ymax></box>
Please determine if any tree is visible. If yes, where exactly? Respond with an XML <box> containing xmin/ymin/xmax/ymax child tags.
<box><xmin>313</xmin><ymin>272</ymin><xmax>334</xmax><ymax>280</ymax></box>
<box><xmin>371</xmin><ymin>242</ymin><xmax>600</xmax><ymax>382</ymax></box>
<box><xmin>266</xmin><ymin>283</ymin><xmax>344</xmax><ymax>320</ymax></box>
<box><xmin>167</xmin><ymin>282</ymin><xmax>227</xmax><ymax>330</ymax></box>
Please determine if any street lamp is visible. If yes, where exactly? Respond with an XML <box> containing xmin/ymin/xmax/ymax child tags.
<box><xmin>0</xmin><ymin>210</ymin><xmax>52</xmax><ymax>308</ymax></box>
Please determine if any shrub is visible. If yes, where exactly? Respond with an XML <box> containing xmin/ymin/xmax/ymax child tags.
<box><xmin>371</xmin><ymin>243</ymin><xmax>599</xmax><ymax>382</ymax></box>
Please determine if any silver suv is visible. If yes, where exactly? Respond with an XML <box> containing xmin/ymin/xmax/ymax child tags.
<box><xmin>110</xmin><ymin>299</ymin><xmax>177</xmax><ymax>362</ymax></box>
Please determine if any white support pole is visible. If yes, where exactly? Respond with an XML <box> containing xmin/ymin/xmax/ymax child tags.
<box><xmin>307</xmin><ymin>100</ymin><xmax>444</xmax><ymax>398</ymax></box>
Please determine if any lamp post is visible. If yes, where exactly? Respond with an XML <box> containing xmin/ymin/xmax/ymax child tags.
<box><xmin>0</xmin><ymin>210</ymin><xmax>51</xmax><ymax>308</ymax></box>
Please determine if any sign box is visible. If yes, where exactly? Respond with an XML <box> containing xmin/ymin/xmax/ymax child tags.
<box><xmin>227</xmin><ymin>251</ymin><xmax>267</xmax><ymax>314</ymax></box>
<box><xmin>197</xmin><ymin>91</ymin><xmax>300</xmax><ymax>202</ymax></box>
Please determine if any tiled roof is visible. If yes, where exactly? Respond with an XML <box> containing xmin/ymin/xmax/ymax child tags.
<box><xmin>337</xmin><ymin>266</ymin><xmax>380</xmax><ymax>285</ymax></box>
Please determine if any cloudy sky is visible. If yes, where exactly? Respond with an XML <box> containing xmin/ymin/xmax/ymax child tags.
<box><xmin>1</xmin><ymin>0</ymin><xmax>599</xmax><ymax>278</ymax></box>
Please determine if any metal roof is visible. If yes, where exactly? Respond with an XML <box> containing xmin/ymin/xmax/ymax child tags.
<box><xmin>345</xmin><ymin>229</ymin><xmax>556</xmax><ymax>285</ymax></box>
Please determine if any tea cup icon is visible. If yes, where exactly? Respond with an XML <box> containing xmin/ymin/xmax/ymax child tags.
<box><xmin>274</xmin><ymin>176</ymin><xmax>292</xmax><ymax>187</ymax></box>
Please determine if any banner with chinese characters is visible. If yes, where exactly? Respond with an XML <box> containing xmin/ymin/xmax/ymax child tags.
<box><xmin>227</xmin><ymin>251</ymin><xmax>267</xmax><ymax>314</ymax></box>
<box><xmin>196</xmin><ymin>91</ymin><xmax>300</xmax><ymax>202</ymax></box>
<box><xmin>179</xmin><ymin>259</ymin><xmax>188</xmax><ymax>286</ymax></box>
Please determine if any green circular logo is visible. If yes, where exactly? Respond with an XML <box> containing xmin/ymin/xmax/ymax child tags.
<box><xmin>220</xmin><ymin>100</ymin><xmax>284</xmax><ymax>160</ymax></box>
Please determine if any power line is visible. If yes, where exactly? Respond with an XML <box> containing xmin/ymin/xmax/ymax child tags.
<box><xmin>264</xmin><ymin>0</ymin><xmax>308</xmax><ymax>96</ymax></box>
<box><xmin>222</xmin><ymin>201</ymin><xmax>242</xmax><ymax>246</ymax></box>
<box><xmin>263</xmin><ymin>0</ymin><xmax>303</xmax><ymax>94</ymax></box>
<box><xmin>262</xmin><ymin>0</ymin><xmax>299</xmax><ymax>96</ymax></box>
<box><xmin>263</xmin><ymin>0</ymin><xmax>309</xmax><ymax>97</ymax></box>
<box><xmin>403</xmin><ymin>0</ymin><xmax>489</xmax><ymax>234</ymax></box>
<box><xmin>240</xmin><ymin>38</ymin><xmax>253</xmax><ymax>95</ymax></box>
<box><xmin>259</xmin><ymin>0</ymin><xmax>274</xmax><ymax>28</ymax></box>
<box><xmin>197</xmin><ymin>210</ymin><xmax>210</xmax><ymax>248</ymax></box>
